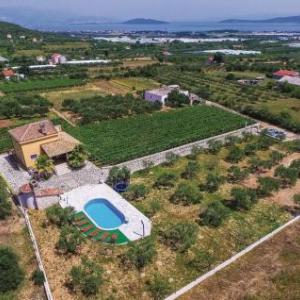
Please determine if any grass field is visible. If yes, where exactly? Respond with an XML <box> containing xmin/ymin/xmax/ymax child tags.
<box><xmin>41</xmin><ymin>83</ymin><xmax>107</xmax><ymax>109</ymax></box>
<box><xmin>259</xmin><ymin>98</ymin><xmax>300</xmax><ymax>121</ymax></box>
<box><xmin>59</xmin><ymin>105</ymin><xmax>252</xmax><ymax>165</ymax></box>
<box><xmin>111</xmin><ymin>77</ymin><xmax>160</xmax><ymax>91</ymax></box>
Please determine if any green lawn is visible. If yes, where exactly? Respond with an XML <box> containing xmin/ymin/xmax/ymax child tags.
<box><xmin>59</xmin><ymin>105</ymin><xmax>252</xmax><ymax>165</ymax></box>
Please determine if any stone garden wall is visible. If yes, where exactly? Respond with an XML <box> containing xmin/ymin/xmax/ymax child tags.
<box><xmin>107</xmin><ymin>123</ymin><xmax>259</xmax><ymax>175</ymax></box>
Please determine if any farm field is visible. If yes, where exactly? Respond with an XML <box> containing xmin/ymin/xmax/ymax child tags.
<box><xmin>155</xmin><ymin>67</ymin><xmax>300</xmax><ymax>131</ymax></box>
<box><xmin>59</xmin><ymin>105</ymin><xmax>252</xmax><ymax>165</ymax></box>
<box><xmin>0</xmin><ymin>78</ymin><xmax>86</xmax><ymax>93</ymax></box>
<box><xmin>40</xmin><ymin>83</ymin><xmax>108</xmax><ymax>109</ymax></box>
<box><xmin>181</xmin><ymin>219</ymin><xmax>300</xmax><ymax>300</ymax></box>
<box><xmin>111</xmin><ymin>77</ymin><xmax>160</xmax><ymax>91</ymax></box>
<box><xmin>29</xmin><ymin>134</ymin><xmax>299</xmax><ymax>300</ymax></box>
<box><xmin>42</xmin><ymin>77</ymin><xmax>160</xmax><ymax>110</ymax></box>
<box><xmin>259</xmin><ymin>98</ymin><xmax>300</xmax><ymax>122</ymax></box>
<box><xmin>123</xmin><ymin>58</ymin><xmax>158</xmax><ymax>68</ymax></box>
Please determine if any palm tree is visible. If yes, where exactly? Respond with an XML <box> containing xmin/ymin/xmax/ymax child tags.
<box><xmin>67</xmin><ymin>145</ymin><xmax>87</xmax><ymax>169</ymax></box>
<box><xmin>35</xmin><ymin>155</ymin><xmax>54</xmax><ymax>179</ymax></box>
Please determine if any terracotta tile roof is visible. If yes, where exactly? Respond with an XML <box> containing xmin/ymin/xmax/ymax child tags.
<box><xmin>273</xmin><ymin>70</ymin><xmax>299</xmax><ymax>77</ymax></box>
<box><xmin>19</xmin><ymin>183</ymin><xmax>32</xmax><ymax>194</ymax></box>
<box><xmin>41</xmin><ymin>131</ymin><xmax>80</xmax><ymax>158</ymax></box>
<box><xmin>34</xmin><ymin>188</ymin><xmax>63</xmax><ymax>198</ymax></box>
<box><xmin>2</xmin><ymin>68</ymin><xmax>15</xmax><ymax>77</ymax></box>
<box><xmin>9</xmin><ymin>120</ymin><xmax>58</xmax><ymax>143</ymax></box>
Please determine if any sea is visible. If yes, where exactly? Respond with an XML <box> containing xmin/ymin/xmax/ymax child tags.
<box><xmin>39</xmin><ymin>22</ymin><xmax>300</xmax><ymax>33</ymax></box>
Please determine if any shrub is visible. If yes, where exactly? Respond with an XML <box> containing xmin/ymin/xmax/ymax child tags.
<box><xmin>31</xmin><ymin>269</ymin><xmax>45</xmax><ymax>286</ymax></box>
<box><xmin>257</xmin><ymin>177</ymin><xmax>280</xmax><ymax>197</ymax></box>
<box><xmin>147</xmin><ymin>274</ymin><xmax>171</xmax><ymax>300</ymax></box>
<box><xmin>147</xmin><ymin>199</ymin><xmax>162</xmax><ymax>217</ymax></box>
<box><xmin>122</xmin><ymin>237</ymin><xmax>156</xmax><ymax>270</ymax></box>
<box><xmin>0</xmin><ymin>176</ymin><xmax>11</xmax><ymax>220</ymax></box>
<box><xmin>293</xmin><ymin>194</ymin><xmax>300</xmax><ymax>204</ymax></box>
<box><xmin>125</xmin><ymin>184</ymin><xmax>148</xmax><ymax>201</ymax></box>
<box><xmin>164</xmin><ymin>152</ymin><xmax>180</xmax><ymax>167</ymax></box>
<box><xmin>227</xmin><ymin>166</ymin><xmax>249</xmax><ymax>183</ymax></box>
<box><xmin>46</xmin><ymin>205</ymin><xmax>74</xmax><ymax>227</ymax></box>
<box><xmin>35</xmin><ymin>155</ymin><xmax>54</xmax><ymax>180</ymax></box>
<box><xmin>226</xmin><ymin>73</ymin><xmax>235</xmax><ymax>80</ymax></box>
<box><xmin>0</xmin><ymin>247</ymin><xmax>24</xmax><ymax>293</ymax></box>
<box><xmin>256</xmin><ymin>135</ymin><xmax>275</xmax><ymax>150</ymax></box>
<box><xmin>56</xmin><ymin>225</ymin><xmax>84</xmax><ymax>254</ymax></box>
<box><xmin>165</xmin><ymin>89</ymin><xmax>190</xmax><ymax>107</ymax></box>
<box><xmin>274</xmin><ymin>165</ymin><xmax>299</xmax><ymax>187</ymax></box>
<box><xmin>226</xmin><ymin>145</ymin><xmax>244</xmax><ymax>163</ymax></box>
<box><xmin>269</xmin><ymin>151</ymin><xmax>285</xmax><ymax>166</ymax></box>
<box><xmin>188</xmin><ymin>249</ymin><xmax>215</xmax><ymax>272</ymax></box>
<box><xmin>286</xmin><ymin>140</ymin><xmax>300</xmax><ymax>153</ymax></box>
<box><xmin>207</xmin><ymin>140</ymin><xmax>223</xmax><ymax>154</ymax></box>
<box><xmin>187</xmin><ymin>146</ymin><xmax>203</xmax><ymax>160</ymax></box>
<box><xmin>69</xmin><ymin>258</ymin><xmax>103</xmax><ymax>296</ymax></box>
<box><xmin>224</xmin><ymin>135</ymin><xmax>240</xmax><ymax>146</ymax></box>
<box><xmin>200</xmin><ymin>173</ymin><xmax>225</xmax><ymax>193</ymax></box>
<box><xmin>199</xmin><ymin>201</ymin><xmax>229</xmax><ymax>227</ymax></box>
<box><xmin>159</xmin><ymin>222</ymin><xmax>198</xmax><ymax>252</ymax></box>
<box><xmin>154</xmin><ymin>172</ymin><xmax>177</xmax><ymax>189</ymax></box>
<box><xmin>244</xmin><ymin>143</ymin><xmax>257</xmax><ymax>156</ymax></box>
<box><xmin>181</xmin><ymin>161</ymin><xmax>199</xmax><ymax>179</ymax></box>
<box><xmin>230</xmin><ymin>187</ymin><xmax>257</xmax><ymax>211</ymax></box>
<box><xmin>106</xmin><ymin>166</ymin><xmax>130</xmax><ymax>186</ymax></box>
<box><xmin>67</xmin><ymin>145</ymin><xmax>87</xmax><ymax>169</ymax></box>
<box><xmin>170</xmin><ymin>183</ymin><xmax>202</xmax><ymax>206</ymax></box>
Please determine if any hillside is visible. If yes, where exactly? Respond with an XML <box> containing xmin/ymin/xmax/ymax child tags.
<box><xmin>123</xmin><ymin>18</ymin><xmax>168</xmax><ymax>25</ymax></box>
<box><xmin>221</xmin><ymin>15</ymin><xmax>300</xmax><ymax>23</ymax></box>
<box><xmin>0</xmin><ymin>21</ymin><xmax>32</xmax><ymax>34</ymax></box>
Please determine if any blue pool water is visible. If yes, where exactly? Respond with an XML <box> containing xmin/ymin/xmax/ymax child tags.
<box><xmin>84</xmin><ymin>199</ymin><xmax>125</xmax><ymax>230</ymax></box>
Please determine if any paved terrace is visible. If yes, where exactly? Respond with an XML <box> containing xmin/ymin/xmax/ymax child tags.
<box><xmin>60</xmin><ymin>184</ymin><xmax>151</xmax><ymax>241</ymax></box>
<box><xmin>0</xmin><ymin>154</ymin><xmax>108</xmax><ymax>194</ymax></box>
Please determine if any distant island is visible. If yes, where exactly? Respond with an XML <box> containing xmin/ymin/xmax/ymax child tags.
<box><xmin>123</xmin><ymin>18</ymin><xmax>168</xmax><ymax>25</ymax></box>
<box><xmin>221</xmin><ymin>15</ymin><xmax>300</xmax><ymax>24</ymax></box>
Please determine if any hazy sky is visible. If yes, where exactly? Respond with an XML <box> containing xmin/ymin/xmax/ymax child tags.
<box><xmin>1</xmin><ymin>0</ymin><xmax>300</xmax><ymax>21</ymax></box>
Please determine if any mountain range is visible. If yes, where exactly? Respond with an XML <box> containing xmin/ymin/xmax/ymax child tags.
<box><xmin>221</xmin><ymin>15</ymin><xmax>300</xmax><ymax>24</ymax></box>
<box><xmin>123</xmin><ymin>18</ymin><xmax>168</xmax><ymax>25</ymax></box>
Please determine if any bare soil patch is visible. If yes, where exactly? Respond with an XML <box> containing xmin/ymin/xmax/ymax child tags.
<box><xmin>0</xmin><ymin>119</ymin><xmax>14</xmax><ymax>128</ymax></box>
<box><xmin>0</xmin><ymin>206</ymin><xmax>46</xmax><ymax>299</ymax></box>
<box><xmin>180</xmin><ymin>220</ymin><xmax>300</xmax><ymax>300</ymax></box>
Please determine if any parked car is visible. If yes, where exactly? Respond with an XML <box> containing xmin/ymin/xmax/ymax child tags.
<box><xmin>263</xmin><ymin>128</ymin><xmax>287</xmax><ymax>140</ymax></box>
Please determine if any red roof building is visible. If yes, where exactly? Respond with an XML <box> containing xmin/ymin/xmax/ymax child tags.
<box><xmin>273</xmin><ymin>70</ymin><xmax>300</xmax><ymax>79</ymax></box>
<box><xmin>2</xmin><ymin>68</ymin><xmax>15</xmax><ymax>79</ymax></box>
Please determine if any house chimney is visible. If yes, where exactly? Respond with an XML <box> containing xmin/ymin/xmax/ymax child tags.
<box><xmin>39</xmin><ymin>121</ymin><xmax>47</xmax><ymax>135</ymax></box>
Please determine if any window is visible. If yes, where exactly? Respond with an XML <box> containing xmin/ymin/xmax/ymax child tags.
<box><xmin>31</xmin><ymin>154</ymin><xmax>38</xmax><ymax>161</ymax></box>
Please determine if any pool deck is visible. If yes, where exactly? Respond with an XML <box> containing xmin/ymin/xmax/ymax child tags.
<box><xmin>60</xmin><ymin>184</ymin><xmax>151</xmax><ymax>242</ymax></box>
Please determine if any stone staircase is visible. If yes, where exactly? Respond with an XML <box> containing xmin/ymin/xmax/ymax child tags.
<box><xmin>55</xmin><ymin>163</ymin><xmax>71</xmax><ymax>176</ymax></box>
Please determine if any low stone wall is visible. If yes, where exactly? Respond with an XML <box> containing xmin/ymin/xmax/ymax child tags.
<box><xmin>106</xmin><ymin>123</ymin><xmax>259</xmax><ymax>175</ymax></box>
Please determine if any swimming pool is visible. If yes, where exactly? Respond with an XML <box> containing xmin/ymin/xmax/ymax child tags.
<box><xmin>84</xmin><ymin>198</ymin><xmax>125</xmax><ymax>230</ymax></box>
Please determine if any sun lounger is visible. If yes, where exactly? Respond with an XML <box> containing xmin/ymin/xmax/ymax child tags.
<box><xmin>81</xmin><ymin>225</ymin><xmax>94</xmax><ymax>233</ymax></box>
<box><xmin>101</xmin><ymin>232</ymin><xmax>109</xmax><ymax>241</ymax></box>
<box><xmin>110</xmin><ymin>234</ymin><xmax>118</xmax><ymax>243</ymax></box>
<box><xmin>89</xmin><ymin>228</ymin><xmax>101</xmax><ymax>237</ymax></box>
